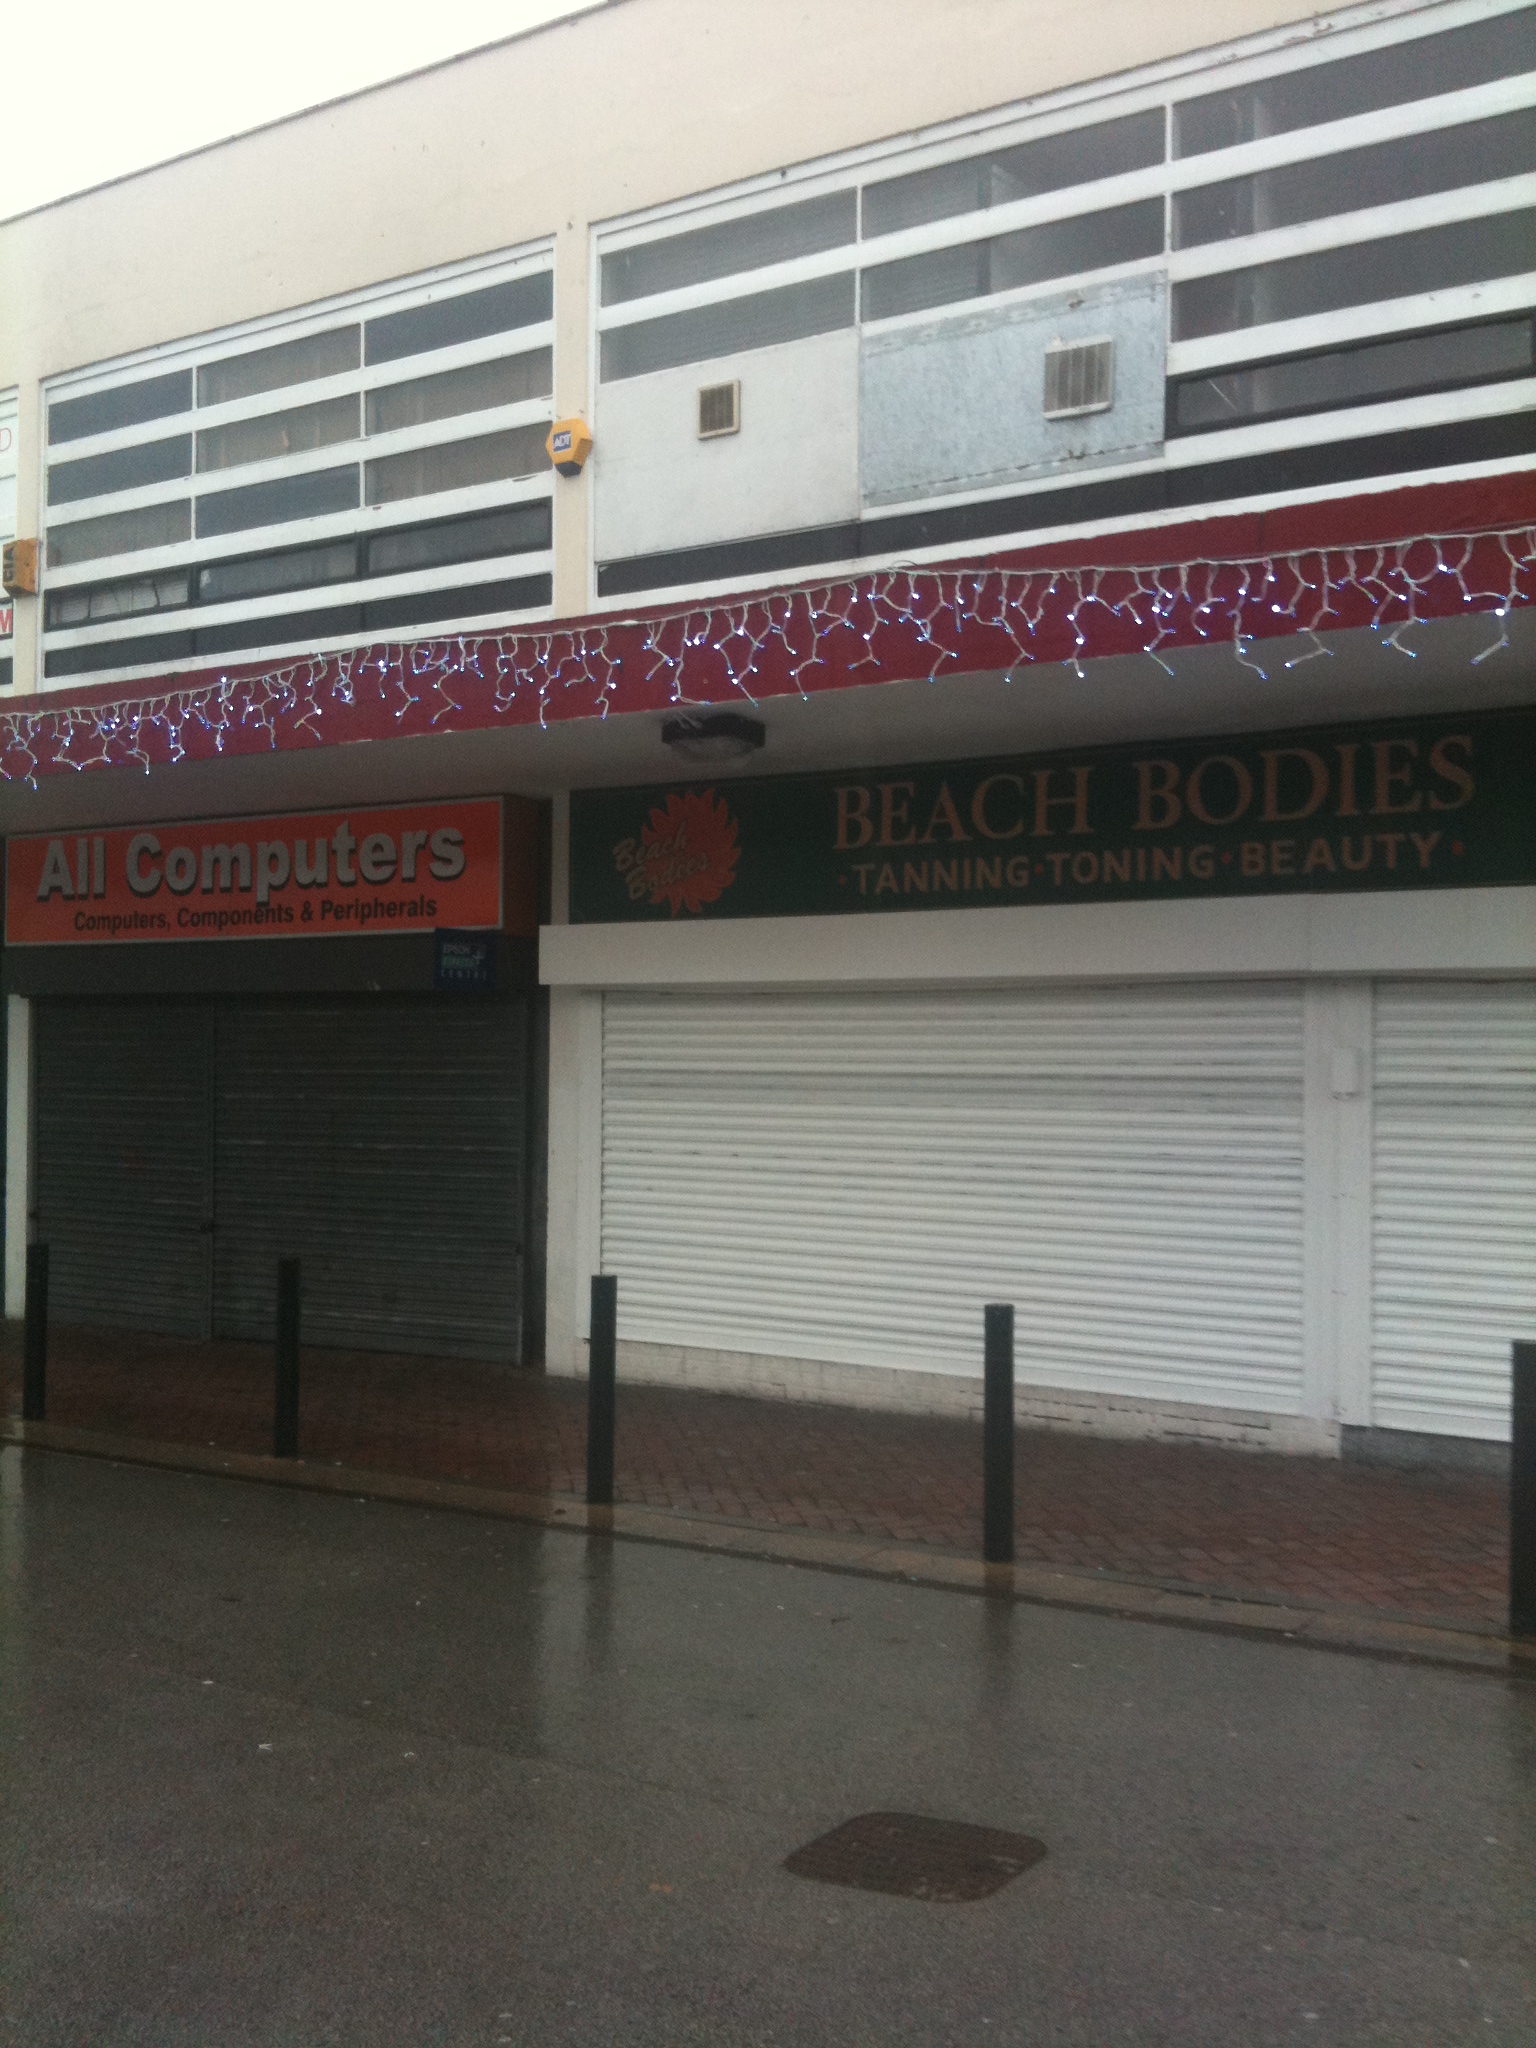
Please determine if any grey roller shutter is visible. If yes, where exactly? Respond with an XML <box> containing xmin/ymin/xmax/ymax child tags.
<box><xmin>1372</xmin><ymin>981</ymin><xmax>1536</xmax><ymax>1439</ymax></box>
<box><xmin>212</xmin><ymin>996</ymin><xmax>526</xmax><ymax>1359</ymax></box>
<box><xmin>35</xmin><ymin>1000</ymin><xmax>213</xmax><ymax>1336</ymax></box>
<box><xmin>602</xmin><ymin>982</ymin><xmax>1306</xmax><ymax>1414</ymax></box>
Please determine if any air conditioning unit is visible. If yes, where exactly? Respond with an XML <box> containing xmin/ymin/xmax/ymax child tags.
<box><xmin>1042</xmin><ymin>338</ymin><xmax>1115</xmax><ymax>419</ymax></box>
<box><xmin>697</xmin><ymin>380</ymin><xmax>741</xmax><ymax>439</ymax></box>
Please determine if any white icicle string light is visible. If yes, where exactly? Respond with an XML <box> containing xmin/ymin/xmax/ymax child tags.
<box><xmin>2</xmin><ymin>527</ymin><xmax>1530</xmax><ymax>786</ymax></box>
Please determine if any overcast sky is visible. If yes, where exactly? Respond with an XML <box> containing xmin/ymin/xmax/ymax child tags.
<box><xmin>3</xmin><ymin>0</ymin><xmax>602</xmax><ymax>221</ymax></box>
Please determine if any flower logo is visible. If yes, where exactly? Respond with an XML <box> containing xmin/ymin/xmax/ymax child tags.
<box><xmin>613</xmin><ymin>789</ymin><xmax>741</xmax><ymax>916</ymax></box>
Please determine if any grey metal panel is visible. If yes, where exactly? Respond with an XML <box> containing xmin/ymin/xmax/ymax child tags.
<box><xmin>212</xmin><ymin>997</ymin><xmax>525</xmax><ymax>1360</ymax></box>
<box><xmin>860</xmin><ymin>274</ymin><xmax>1167</xmax><ymax>506</ymax></box>
<box><xmin>35</xmin><ymin>1000</ymin><xmax>213</xmax><ymax>1336</ymax></box>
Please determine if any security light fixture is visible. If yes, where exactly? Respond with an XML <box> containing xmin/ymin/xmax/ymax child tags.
<box><xmin>660</xmin><ymin>711</ymin><xmax>766</xmax><ymax>763</ymax></box>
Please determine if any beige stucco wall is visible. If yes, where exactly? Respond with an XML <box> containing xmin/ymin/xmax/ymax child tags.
<box><xmin>0</xmin><ymin>0</ymin><xmax>1339</xmax><ymax>683</ymax></box>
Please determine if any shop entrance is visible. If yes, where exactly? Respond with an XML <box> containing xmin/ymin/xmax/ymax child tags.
<box><xmin>34</xmin><ymin>994</ymin><xmax>530</xmax><ymax>1361</ymax></box>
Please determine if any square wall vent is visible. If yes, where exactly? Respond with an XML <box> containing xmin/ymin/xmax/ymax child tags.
<box><xmin>697</xmin><ymin>380</ymin><xmax>741</xmax><ymax>438</ymax></box>
<box><xmin>1043</xmin><ymin>337</ymin><xmax>1114</xmax><ymax>419</ymax></box>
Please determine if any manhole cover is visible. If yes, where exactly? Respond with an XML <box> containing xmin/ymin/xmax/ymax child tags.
<box><xmin>783</xmin><ymin>1811</ymin><xmax>1046</xmax><ymax>1903</ymax></box>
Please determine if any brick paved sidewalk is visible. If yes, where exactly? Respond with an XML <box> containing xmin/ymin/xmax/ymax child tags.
<box><xmin>1</xmin><ymin>1324</ymin><xmax>1508</xmax><ymax>1634</ymax></box>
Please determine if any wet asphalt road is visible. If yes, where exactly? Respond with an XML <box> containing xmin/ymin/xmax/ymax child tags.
<box><xmin>1</xmin><ymin>1444</ymin><xmax>1533</xmax><ymax>2047</ymax></box>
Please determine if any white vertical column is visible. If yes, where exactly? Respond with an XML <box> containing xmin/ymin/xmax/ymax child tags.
<box><xmin>1301</xmin><ymin>979</ymin><xmax>1374</xmax><ymax>1436</ymax></box>
<box><xmin>542</xmin><ymin>984</ymin><xmax>603</xmax><ymax>1378</ymax></box>
<box><xmin>5</xmin><ymin>994</ymin><xmax>33</xmax><ymax>1320</ymax></box>
<box><xmin>1331</xmin><ymin>980</ymin><xmax>1375</xmax><ymax>1429</ymax></box>
<box><xmin>550</xmin><ymin>220</ymin><xmax>592</xmax><ymax>620</ymax></box>
<box><xmin>573</xmin><ymin>990</ymin><xmax>603</xmax><ymax>1349</ymax></box>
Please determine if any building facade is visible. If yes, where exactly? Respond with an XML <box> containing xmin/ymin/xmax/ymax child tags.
<box><xmin>1</xmin><ymin>0</ymin><xmax>1532</xmax><ymax>1454</ymax></box>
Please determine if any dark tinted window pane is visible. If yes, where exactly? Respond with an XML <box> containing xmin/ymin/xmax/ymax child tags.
<box><xmin>1175</xmin><ymin>107</ymin><xmax>1536</xmax><ymax>247</ymax></box>
<box><xmin>365</xmin><ymin>424</ymin><xmax>549</xmax><ymax>505</ymax></box>
<box><xmin>861</xmin><ymin>197</ymin><xmax>1163</xmax><ymax>320</ymax></box>
<box><xmin>601</xmin><ymin>274</ymin><xmax>856</xmax><ymax>380</ymax></box>
<box><xmin>47</xmin><ymin>500</ymin><xmax>191</xmax><ymax>567</ymax></box>
<box><xmin>1174</xmin><ymin>177</ymin><xmax>1256</xmax><ymax>248</ymax></box>
<box><xmin>197</xmin><ymin>396</ymin><xmax>359</xmax><ymax>473</ymax></box>
<box><xmin>1174</xmin><ymin>7</ymin><xmax>1536</xmax><ymax>157</ymax></box>
<box><xmin>367</xmin><ymin>502</ymin><xmax>551</xmax><ymax>576</ymax></box>
<box><xmin>366</xmin><ymin>350</ymin><xmax>552</xmax><ymax>435</ymax></box>
<box><xmin>365</xmin><ymin>273</ymin><xmax>553</xmax><ymax>365</ymax></box>
<box><xmin>44</xmin><ymin>630</ymin><xmax>196</xmax><ymax>679</ymax></box>
<box><xmin>0</xmin><ymin>657</ymin><xmax>12</xmax><ymax>690</ymax></box>
<box><xmin>601</xmin><ymin>192</ymin><xmax>857</xmax><ymax>305</ymax></box>
<box><xmin>194</xmin><ymin>605</ymin><xmax>362</xmax><ymax>656</ymax></box>
<box><xmin>1172</xmin><ymin>207</ymin><xmax>1536</xmax><ymax>338</ymax></box>
<box><xmin>991</xmin><ymin>196</ymin><xmax>1164</xmax><ymax>290</ymax></box>
<box><xmin>195</xmin><ymin>465</ymin><xmax>359</xmax><ymax>538</ymax></box>
<box><xmin>1169</xmin><ymin>315</ymin><xmax>1536</xmax><ymax>431</ymax></box>
<box><xmin>197</xmin><ymin>541</ymin><xmax>359</xmax><ymax>604</ymax></box>
<box><xmin>48</xmin><ymin>435</ymin><xmax>192</xmax><ymax>505</ymax></box>
<box><xmin>865</xmin><ymin>159</ymin><xmax>998</xmax><ymax>240</ymax></box>
<box><xmin>71</xmin><ymin>577</ymin><xmax>556</xmax><ymax>664</ymax></box>
<box><xmin>48</xmin><ymin>371</ymin><xmax>192</xmax><ymax>446</ymax></box>
<box><xmin>863</xmin><ymin>107</ymin><xmax>1165</xmax><ymax>237</ymax></box>
<box><xmin>47</xmin><ymin>570</ymin><xmax>190</xmax><ymax>629</ymax></box>
<box><xmin>197</xmin><ymin>327</ymin><xmax>360</xmax><ymax>407</ymax></box>
<box><xmin>859</xmin><ymin>241</ymin><xmax>991</xmax><ymax>321</ymax></box>
<box><xmin>361</xmin><ymin>573</ymin><xmax>550</xmax><ymax>631</ymax></box>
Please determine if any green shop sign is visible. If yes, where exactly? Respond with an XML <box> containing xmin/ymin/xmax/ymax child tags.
<box><xmin>569</xmin><ymin>705</ymin><xmax>1536</xmax><ymax>923</ymax></box>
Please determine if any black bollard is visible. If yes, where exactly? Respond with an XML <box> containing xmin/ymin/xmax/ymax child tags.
<box><xmin>983</xmin><ymin>1302</ymin><xmax>1015</xmax><ymax>1566</ymax></box>
<box><xmin>22</xmin><ymin>1241</ymin><xmax>49</xmax><ymax>1424</ymax></box>
<box><xmin>587</xmin><ymin>1274</ymin><xmax>617</xmax><ymax>1508</ymax></box>
<box><xmin>1512</xmin><ymin>1341</ymin><xmax>1536</xmax><ymax>1640</ymax></box>
<box><xmin>273</xmin><ymin>1258</ymin><xmax>301</xmax><ymax>1459</ymax></box>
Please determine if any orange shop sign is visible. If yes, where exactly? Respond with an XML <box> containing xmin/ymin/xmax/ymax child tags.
<box><xmin>6</xmin><ymin>798</ymin><xmax>504</xmax><ymax>945</ymax></box>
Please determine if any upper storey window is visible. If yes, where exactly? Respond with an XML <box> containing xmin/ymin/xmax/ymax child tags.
<box><xmin>1172</xmin><ymin>4</ymin><xmax>1536</xmax><ymax>155</ymax></box>
<box><xmin>1173</xmin><ymin>105</ymin><xmax>1536</xmax><ymax>246</ymax></box>
<box><xmin>40</xmin><ymin>251</ymin><xmax>555</xmax><ymax>685</ymax></box>
<box><xmin>860</xmin><ymin>107</ymin><xmax>1165</xmax><ymax>238</ymax></box>
<box><xmin>596</xmin><ymin>0</ymin><xmax>1535</xmax><ymax>380</ymax></box>
<box><xmin>601</xmin><ymin>192</ymin><xmax>856</xmax><ymax>305</ymax></box>
<box><xmin>591</xmin><ymin>1</ymin><xmax>1536</xmax><ymax>596</ymax></box>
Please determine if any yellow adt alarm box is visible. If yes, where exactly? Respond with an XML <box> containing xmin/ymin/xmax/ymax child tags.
<box><xmin>546</xmin><ymin>417</ymin><xmax>593</xmax><ymax>477</ymax></box>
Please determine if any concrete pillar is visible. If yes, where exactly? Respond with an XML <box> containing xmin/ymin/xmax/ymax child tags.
<box><xmin>550</xmin><ymin>222</ymin><xmax>592</xmax><ymax>619</ymax></box>
<box><xmin>1301</xmin><ymin>978</ymin><xmax>1374</xmax><ymax>1435</ymax></box>
<box><xmin>541</xmin><ymin>789</ymin><xmax>603</xmax><ymax>1378</ymax></box>
<box><xmin>543</xmin><ymin>986</ymin><xmax>603</xmax><ymax>1378</ymax></box>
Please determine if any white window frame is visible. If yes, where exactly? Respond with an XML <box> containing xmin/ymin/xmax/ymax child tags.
<box><xmin>589</xmin><ymin>0</ymin><xmax>1536</xmax><ymax>607</ymax></box>
<box><xmin>38</xmin><ymin>241</ymin><xmax>558</xmax><ymax>692</ymax></box>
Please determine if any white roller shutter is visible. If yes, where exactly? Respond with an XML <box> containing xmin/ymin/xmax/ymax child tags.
<box><xmin>602</xmin><ymin>983</ymin><xmax>1305</xmax><ymax>1413</ymax></box>
<box><xmin>1372</xmin><ymin>981</ymin><xmax>1536</xmax><ymax>1439</ymax></box>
